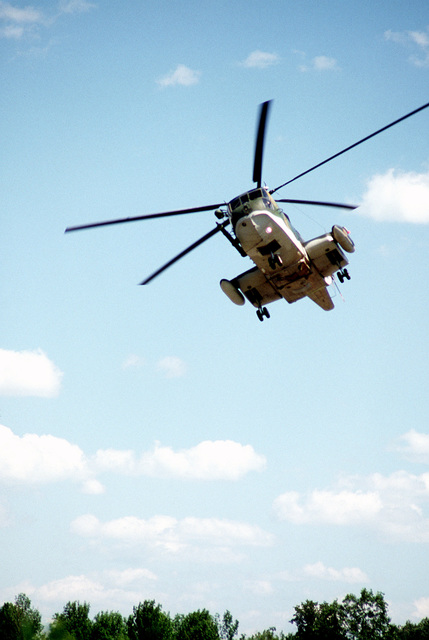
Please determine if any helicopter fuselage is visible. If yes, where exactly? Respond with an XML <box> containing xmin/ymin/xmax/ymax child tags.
<box><xmin>224</xmin><ymin>188</ymin><xmax>353</xmax><ymax>313</ymax></box>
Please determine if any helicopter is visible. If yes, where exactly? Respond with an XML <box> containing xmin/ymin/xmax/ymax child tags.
<box><xmin>66</xmin><ymin>99</ymin><xmax>429</xmax><ymax>321</ymax></box>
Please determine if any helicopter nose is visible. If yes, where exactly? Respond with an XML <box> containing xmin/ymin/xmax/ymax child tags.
<box><xmin>235</xmin><ymin>215</ymin><xmax>262</xmax><ymax>251</ymax></box>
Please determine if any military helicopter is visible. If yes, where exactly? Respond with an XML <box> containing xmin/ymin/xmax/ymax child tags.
<box><xmin>66</xmin><ymin>100</ymin><xmax>429</xmax><ymax>321</ymax></box>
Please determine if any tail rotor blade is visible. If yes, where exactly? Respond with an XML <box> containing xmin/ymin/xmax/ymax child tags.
<box><xmin>253</xmin><ymin>100</ymin><xmax>272</xmax><ymax>188</ymax></box>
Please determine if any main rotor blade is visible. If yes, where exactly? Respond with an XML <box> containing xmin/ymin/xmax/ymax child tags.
<box><xmin>65</xmin><ymin>204</ymin><xmax>224</xmax><ymax>232</ymax></box>
<box><xmin>253</xmin><ymin>100</ymin><xmax>272</xmax><ymax>188</ymax></box>
<box><xmin>277</xmin><ymin>198</ymin><xmax>358</xmax><ymax>210</ymax></box>
<box><xmin>140</xmin><ymin>222</ymin><xmax>229</xmax><ymax>285</ymax></box>
<box><xmin>271</xmin><ymin>100</ymin><xmax>429</xmax><ymax>195</ymax></box>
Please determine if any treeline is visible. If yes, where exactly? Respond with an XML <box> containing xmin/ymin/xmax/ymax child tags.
<box><xmin>1</xmin><ymin>589</ymin><xmax>429</xmax><ymax>640</ymax></box>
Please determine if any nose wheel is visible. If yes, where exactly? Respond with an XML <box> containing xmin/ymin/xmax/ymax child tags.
<box><xmin>257</xmin><ymin>306</ymin><xmax>270</xmax><ymax>321</ymax></box>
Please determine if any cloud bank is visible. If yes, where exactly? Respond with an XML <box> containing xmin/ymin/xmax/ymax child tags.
<box><xmin>385</xmin><ymin>28</ymin><xmax>429</xmax><ymax>67</ymax></box>
<box><xmin>0</xmin><ymin>0</ymin><xmax>96</xmax><ymax>39</ymax></box>
<box><xmin>293</xmin><ymin>50</ymin><xmax>339</xmax><ymax>72</ymax></box>
<box><xmin>273</xmin><ymin>434</ymin><xmax>429</xmax><ymax>543</ymax></box>
<box><xmin>0</xmin><ymin>348</ymin><xmax>63</xmax><ymax>397</ymax></box>
<box><xmin>0</xmin><ymin>424</ymin><xmax>266</xmax><ymax>492</ymax></box>
<box><xmin>95</xmin><ymin>440</ymin><xmax>266</xmax><ymax>480</ymax></box>
<box><xmin>71</xmin><ymin>513</ymin><xmax>274</xmax><ymax>553</ymax></box>
<box><xmin>359</xmin><ymin>169</ymin><xmax>429</xmax><ymax>223</ymax></box>
<box><xmin>240</xmin><ymin>50</ymin><xmax>280</xmax><ymax>69</ymax></box>
<box><xmin>157</xmin><ymin>64</ymin><xmax>201</xmax><ymax>87</ymax></box>
<box><xmin>273</xmin><ymin>489</ymin><xmax>382</xmax><ymax>525</ymax></box>
<box><xmin>0</xmin><ymin>424</ymin><xmax>102</xmax><ymax>494</ymax></box>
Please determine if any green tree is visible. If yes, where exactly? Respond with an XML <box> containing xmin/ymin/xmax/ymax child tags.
<box><xmin>175</xmin><ymin>609</ymin><xmax>220</xmax><ymax>640</ymax></box>
<box><xmin>91</xmin><ymin>611</ymin><xmax>128</xmax><ymax>640</ymax></box>
<box><xmin>395</xmin><ymin>618</ymin><xmax>429</xmax><ymax>639</ymax></box>
<box><xmin>291</xmin><ymin>599</ymin><xmax>345</xmax><ymax>639</ymax></box>
<box><xmin>0</xmin><ymin>594</ymin><xmax>43</xmax><ymax>640</ymax></box>
<box><xmin>291</xmin><ymin>600</ymin><xmax>318</xmax><ymax>638</ymax></box>
<box><xmin>127</xmin><ymin>600</ymin><xmax>172</xmax><ymax>640</ymax></box>
<box><xmin>216</xmin><ymin>610</ymin><xmax>239</xmax><ymax>640</ymax></box>
<box><xmin>51</xmin><ymin>601</ymin><xmax>92</xmax><ymax>640</ymax></box>
<box><xmin>15</xmin><ymin>594</ymin><xmax>43</xmax><ymax>639</ymax></box>
<box><xmin>47</xmin><ymin>621</ymin><xmax>74</xmax><ymax>640</ymax></box>
<box><xmin>341</xmin><ymin>589</ymin><xmax>395</xmax><ymax>640</ymax></box>
<box><xmin>0</xmin><ymin>602</ymin><xmax>22</xmax><ymax>640</ymax></box>
<box><xmin>291</xmin><ymin>590</ymin><xmax>397</xmax><ymax>640</ymax></box>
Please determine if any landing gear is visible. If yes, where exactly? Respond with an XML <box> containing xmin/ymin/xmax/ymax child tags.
<box><xmin>257</xmin><ymin>306</ymin><xmax>270</xmax><ymax>321</ymax></box>
<box><xmin>268</xmin><ymin>253</ymin><xmax>283</xmax><ymax>270</ymax></box>
<box><xmin>337</xmin><ymin>268</ymin><xmax>351</xmax><ymax>284</ymax></box>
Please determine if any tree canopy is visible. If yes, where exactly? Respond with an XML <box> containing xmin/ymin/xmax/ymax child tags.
<box><xmin>1</xmin><ymin>589</ymin><xmax>429</xmax><ymax>640</ymax></box>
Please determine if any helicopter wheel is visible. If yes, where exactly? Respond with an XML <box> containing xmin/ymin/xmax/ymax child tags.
<box><xmin>257</xmin><ymin>307</ymin><xmax>270</xmax><ymax>321</ymax></box>
<box><xmin>268</xmin><ymin>254</ymin><xmax>282</xmax><ymax>269</ymax></box>
<box><xmin>337</xmin><ymin>272</ymin><xmax>344</xmax><ymax>284</ymax></box>
<box><xmin>343</xmin><ymin>268</ymin><xmax>351</xmax><ymax>280</ymax></box>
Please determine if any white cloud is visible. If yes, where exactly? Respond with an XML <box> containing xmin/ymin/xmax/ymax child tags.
<box><xmin>413</xmin><ymin>596</ymin><xmax>429</xmax><ymax>619</ymax></box>
<box><xmin>0</xmin><ymin>348</ymin><xmax>63</xmax><ymax>397</ymax></box>
<box><xmin>95</xmin><ymin>448</ymin><xmax>135</xmax><ymax>472</ymax></box>
<box><xmin>121</xmin><ymin>354</ymin><xmax>145</xmax><ymax>369</ymax></box>
<box><xmin>33</xmin><ymin>570</ymin><xmax>155</xmax><ymax>611</ymax></box>
<box><xmin>395</xmin><ymin>429</ymin><xmax>429</xmax><ymax>463</ymax></box>
<box><xmin>0</xmin><ymin>424</ymin><xmax>103</xmax><ymax>493</ymax></box>
<box><xmin>0</xmin><ymin>23</ymin><xmax>22</xmax><ymax>37</ymax></box>
<box><xmin>2</xmin><ymin>568</ymin><xmax>158</xmax><ymax>617</ymax></box>
<box><xmin>71</xmin><ymin>513</ymin><xmax>274</xmax><ymax>553</ymax></box>
<box><xmin>385</xmin><ymin>28</ymin><xmax>429</xmax><ymax>67</ymax></box>
<box><xmin>105</xmin><ymin>568</ymin><xmax>157</xmax><ymax>586</ymax></box>
<box><xmin>245</xmin><ymin>579</ymin><xmax>274</xmax><ymax>595</ymax></box>
<box><xmin>0</xmin><ymin>0</ymin><xmax>96</xmax><ymax>40</ymax></box>
<box><xmin>81</xmin><ymin>478</ymin><xmax>105</xmax><ymax>495</ymax></box>
<box><xmin>157</xmin><ymin>64</ymin><xmax>201</xmax><ymax>87</ymax></box>
<box><xmin>0</xmin><ymin>2</ymin><xmax>43</xmax><ymax>24</ymax></box>
<box><xmin>313</xmin><ymin>55</ymin><xmax>339</xmax><ymax>70</ymax></box>
<box><xmin>299</xmin><ymin>55</ymin><xmax>339</xmax><ymax>72</ymax></box>
<box><xmin>240</xmin><ymin>50</ymin><xmax>280</xmax><ymax>69</ymax></box>
<box><xmin>384</xmin><ymin>29</ymin><xmax>407</xmax><ymax>45</ymax></box>
<box><xmin>0</xmin><ymin>422</ymin><xmax>264</xmax><ymax>492</ymax></box>
<box><xmin>409</xmin><ymin>30</ymin><xmax>429</xmax><ymax>49</ymax></box>
<box><xmin>273</xmin><ymin>456</ymin><xmax>429</xmax><ymax>543</ymax></box>
<box><xmin>121</xmin><ymin>354</ymin><xmax>185</xmax><ymax>375</ymax></box>
<box><xmin>303</xmin><ymin>561</ymin><xmax>368</xmax><ymax>583</ymax></box>
<box><xmin>95</xmin><ymin>439</ymin><xmax>266</xmax><ymax>480</ymax></box>
<box><xmin>156</xmin><ymin>356</ymin><xmax>187</xmax><ymax>378</ymax></box>
<box><xmin>59</xmin><ymin>0</ymin><xmax>96</xmax><ymax>13</ymax></box>
<box><xmin>37</xmin><ymin>574</ymin><xmax>105</xmax><ymax>602</ymax></box>
<box><xmin>359</xmin><ymin>169</ymin><xmax>429</xmax><ymax>223</ymax></box>
<box><xmin>273</xmin><ymin>489</ymin><xmax>382</xmax><ymax>525</ymax></box>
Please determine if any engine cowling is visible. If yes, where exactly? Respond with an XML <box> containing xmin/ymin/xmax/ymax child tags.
<box><xmin>332</xmin><ymin>225</ymin><xmax>355</xmax><ymax>253</ymax></box>
<box><xmin>220</xmin><ymin>279</ymin><xmax>246</xmax><ymax>306</ymax></box>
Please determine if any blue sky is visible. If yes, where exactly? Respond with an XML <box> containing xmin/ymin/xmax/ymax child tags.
<box><xmin>1</xmin><ymin>0</ymin><xmax>429</xmax><ymax>634</ymax></box>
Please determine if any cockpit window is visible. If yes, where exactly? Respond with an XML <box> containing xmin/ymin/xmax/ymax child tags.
<box><xmin>249</xmin><ymin>189</ymin><xmax>263</xmax><ymax>200</ymax></box>
<box><xmin>228</xmin><ymin>189</ymin><xmax>277</xmax><ymax>226</ymax></box>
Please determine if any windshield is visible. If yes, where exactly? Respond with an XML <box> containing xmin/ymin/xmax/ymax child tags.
<box><xmin>229</xmin><ymin>189</ymin><xmax>269</xmax><ymax>211</ymax></box>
